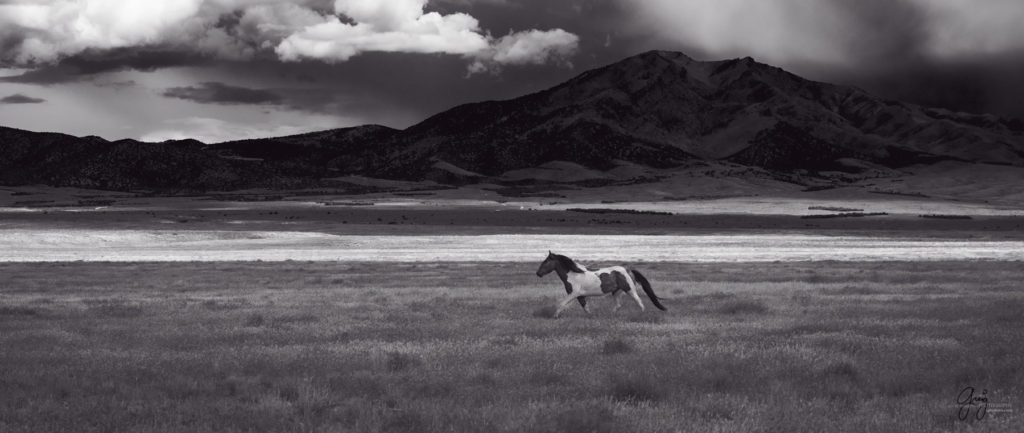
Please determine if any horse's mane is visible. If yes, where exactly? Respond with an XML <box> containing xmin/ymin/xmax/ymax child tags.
<box><xmin>551</xmin><ymin>253</ymin><xmax>586</xmax><ymax>273</ymax></box>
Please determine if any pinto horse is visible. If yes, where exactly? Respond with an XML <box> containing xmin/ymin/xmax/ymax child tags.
<box><xmin>535</xmin><ymin>251</ymin><xmax>667</xmax><ymax>318</ymax></box>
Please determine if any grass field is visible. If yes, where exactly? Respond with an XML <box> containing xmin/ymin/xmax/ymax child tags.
<box><xmin>1</xmin><ymin>261</ymin><xmax>1021</xmax><ymax>432</ymax></box>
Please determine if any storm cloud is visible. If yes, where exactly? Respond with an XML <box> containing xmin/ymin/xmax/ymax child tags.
<box><xmin>0</xmin><ymin>48</ymin><xmax>208</xmax><ymax>84</ymax></box>
<box><xmin>628</xmin><ymin>0</ymin><xmax>1024</xmax><ymax>67</ymax></box>
<box><xmin>163</xmin><ymin>82</ymin><xmax>282</xmax><ymax>105</ymax></box>
<box><xmin>629</xmin><ymin>0</ymin><xmax>1024</xmax><ymax>119</ymax></box>
<box><xmin>0</xmin><ymin>93</ymin><xmax>44</xmax><ymax>103</ymax></box>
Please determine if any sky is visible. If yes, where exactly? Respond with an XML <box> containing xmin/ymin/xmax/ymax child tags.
<box><xmin>1</xmin><ymin>0</ymin><xmax>1023</xmax><ymax>143</ymax></box>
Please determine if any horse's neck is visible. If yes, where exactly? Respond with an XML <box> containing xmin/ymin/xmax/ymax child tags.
<box><xmin>555</xmin><ymin>262</ymin><xmax>586</xmax><ymax>281</ymax></box>
<box><xmin>564</xmin><ymin>257</ymin><xmax>586</xmax><ymax>272</ymax></box>
<box><xmin>554</xmin><ymin>266</ymin><xmax>569</xmax><ymax>281</ymax></box>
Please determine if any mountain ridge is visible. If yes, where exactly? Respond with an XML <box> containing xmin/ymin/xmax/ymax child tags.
<box><xmin>2</xmin><ymin>50</ymin><xmax>1023</xmax><ymax>191</ymax></box>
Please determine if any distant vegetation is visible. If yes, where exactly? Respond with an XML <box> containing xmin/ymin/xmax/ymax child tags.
<box><xmin>870</xmin><ymin>190</ymin><xmax>930</xmax><ymax>198</ymax></box>
<box><xmin>919</xmin><ymin>214</ymin><xmax>973</xmax><ymax>220</ymax></box>
<box><xmin>801</xmin><ymin>185</ymin><xmax>838</xmax><ymax>192</ymax></box>
<box><xmin>566</xmin><ymin>208</ymin><xmax>674</xmax><ymax>216</ymax></box>
<box><xmin>661</xmin><ymin>194</ymin><xmax>756</xmax><ymax>201</ymax></box>
<box><xmin>808</xmin><ymin>205</ymin><xmax>864</xmax><ymax>212</ymax></box>
<box><xmin>800</xmin><ymin>212</ymin><xmax>889</xmax><ymax>219</ymax></box>
<box><xmin>203</xmin><ymin>194</ymin><xmax>284</xmax><ymax>202</ymax></box>
<box><xmin>319</xmin><ymin>201</ymin><xmax>374</xmax><ymax>206</ymax></box>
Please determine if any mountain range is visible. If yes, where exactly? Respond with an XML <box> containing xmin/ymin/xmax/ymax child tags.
<box><xmin>2</xmin><ymin>50</ymin><xmax>1022</xmax><ymax>192</ymax></box>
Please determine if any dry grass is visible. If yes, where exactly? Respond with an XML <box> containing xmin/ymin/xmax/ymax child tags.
<box><xmin>0</xmin><ymin>261</ymin><xmax>1022</xmax><ymax>432</ymax></box>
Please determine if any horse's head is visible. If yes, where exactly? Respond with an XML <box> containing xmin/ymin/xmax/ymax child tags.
<box><xmin>536</xmin><ymin>251</ymin><xmax>558</xmax><ymax>277</ymax></box>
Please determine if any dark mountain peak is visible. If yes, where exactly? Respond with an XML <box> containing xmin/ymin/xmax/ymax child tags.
<box><xmin>632</xmin><ymin>49</ymin><xmax>699</xmax><ymax>65</ymax></box>
<box><xmin>370</xmin><ymin>49</ymin><xmax>1024</xmax><ymax>176</ymax></box>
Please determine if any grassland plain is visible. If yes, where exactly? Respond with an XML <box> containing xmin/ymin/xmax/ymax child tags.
<box><xmin>0</xmin><ymin>261</ymin><xmax>1021</xmax><ymax>432</ymax></box>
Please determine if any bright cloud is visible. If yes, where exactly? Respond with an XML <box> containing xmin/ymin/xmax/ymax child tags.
<box><xmin>468</xmin><ymin>29</ymin><xmax>579</xmax><ymax>74</ymax></box>
<box><xmin>276</xmin><ymin>0</ymin><xmax>578</xmax><ymax>71</ymax></box>
<box><xmin>1</xmin><ymin>0</ymin><xmax>206</xmax><ymax>63</ymax></box>
<box><xmin>276</xmin><ymin>0</ymin><xmax>490</xmax><ymax>62</ymax></box>
<box><xmin>0</xmin><ymin>0</ymin><xmax>578</xmax><ymax>72</ymax></box>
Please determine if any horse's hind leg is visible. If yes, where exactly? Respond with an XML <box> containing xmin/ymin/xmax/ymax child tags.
<box><xmin>627</xmin><ymin>285</ymin><xmax>645</xmax><ymax>311</ymax></box>
<box><xmin>611</xmin><ymin>291</ymin><xmax>623</xmax><ymax>312</ymax></box>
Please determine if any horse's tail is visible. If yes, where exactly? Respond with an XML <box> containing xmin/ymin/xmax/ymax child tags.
<box><xmin>631</xmin><ymin>269</ymin><xmax>667</xmax><ymax>311</ymax></box>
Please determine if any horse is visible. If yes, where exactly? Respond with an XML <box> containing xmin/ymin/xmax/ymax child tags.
<box><xmin>535</xmin><ymin>251</ymin><xmax>667</xmax><ymax>318</ymax></box>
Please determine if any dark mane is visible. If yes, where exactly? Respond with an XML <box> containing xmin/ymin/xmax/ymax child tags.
<box><xmin>551</xmin><ymin>253</ymin><xmax>586</xmax><ymax>273</ymax></box>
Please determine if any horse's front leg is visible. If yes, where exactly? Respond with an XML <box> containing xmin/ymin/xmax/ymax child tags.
<box><xmin>553</xmin><ymin>294</ymin><xmax>580</xmax><ymax>318</ymax></box>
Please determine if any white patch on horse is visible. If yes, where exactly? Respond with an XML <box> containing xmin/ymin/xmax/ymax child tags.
<box><xmin>566</xmin><ymin>271</ymin><xmax>602</xmax><ymax>296</ymax></box>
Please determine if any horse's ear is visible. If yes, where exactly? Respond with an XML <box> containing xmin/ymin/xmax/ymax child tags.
<box><xmin>548</xmin><ymin>250</ymin><xmax>552</xmax><ymax>255</ymax></box>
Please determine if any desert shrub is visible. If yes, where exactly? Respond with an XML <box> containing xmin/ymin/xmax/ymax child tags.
<box><xmin>808</xmin><ymin>206</ymin><xmax>863</xmax><ymax>212</ymax></box>
<box><xmin>626</xmin><ymin>313</ymin><xmax>664</xmax><ymax>324</ymax></box>
<box><xmin>984</xmin><ymin>299</ymin><xmax>1024</xmax><ymax>324</ymax></box>
<box><xmin>532</xmin><ymin>403</ymin><xmax>624</xmax><ymax>433</ymax></box>
<box><xmin>690</xmin><ymin>292</ymin><xmax>736</xmax><ymax>304</ymax></box>
<box><xmin>791</xmin><ymin>293</ymin><xmax>813</xmax><ymax>307</ymax></box>
<box><xmin>411</xmin><ymin>380</ymin><xmax>455</xmax><ymax>398</ymax></box>
<box><xmin>271</xmin><ymin>313</ymin><xmax>319</xmax><ymax>325</ymax></box>
<box><xmin>385</xmin><ymin>352</ymin><xmax>423</xmax><ymax>372</ymax></box>
<box><xmin>87</xmin><ymin>302</ymin><xmax>143</xmax><ymax>318</ymax></box>
<box><xmin>277</xmin><ymin>384</ymin><xmax>301</xmax><ymax>402</ymax></box>
<box><xmin>566</xmin><ymin>208</ymin><xmax>672</xmax><ymax>216</ymax></box>
<box><xmin>821</xmin><ymin>286</ymin><xmax>883</xmax><ymax>296</ymax></box>
<box><xmin>244</xmin><ymin>313</ymin><xmax>265</xmax><ymax>327</ymax></box>
<box><xmin>201</xmin><ymin>299</ymin><xmax>245</xmax><ymax>310</ymax></box>
<box><xmin>800</xmin><ymin>212</ymin><xmax>888</xmax><ymax>219</ymax></box>
<box><xmin>602</xmin><ymin>338</ymin><xmax>633</xmax><ymax>355</ymax></box>
<box><xmin>528</xmin><ymin>370</ymin><xmax>566</xmax><ymax>386</ymax></box>
<box><xmin>820</xmin><ymin>361</ymin><xmax>859</xmax><ymax>380</ymax></box>
<box><xmin>533</xmin><ymin>305</ymin><xmax>557</xmax><ymax>319</ymax></box>
<box><xmin>717</xmin><ymin>299</ymin><xmax>768</xmax><ymax>315</ymax></box>
<box><xmin>470</xmin><ymin>372</ymin><xmax>497</xmax><ymax>386</ymax></box>
<box><xmin>381</xmin><ymin>411</ymin><xmax>430</xmax><ymax>433</ymax></box>
<box><xmin>607</xmin><ymin>372</ymin><xmax>667</xmax><ymax>402</ymax></box>
<box><xmin>918</xmin><ymin>214</ymin><xmax>972</xmax><ymax>219</ymax></box>
<box><xmin>327</xmin><ymin>374</ymin><xmax>387</xmax><ymax>398</ymax></box>
<box><xmin>489</xmin><ymin>336</ymin><xmax>519</xmax><ymax>347</ymax></box>
<box><xmin>0</xmin><ymin>306</ymin><xmax>40</xmax><ymax>316</ymax></box>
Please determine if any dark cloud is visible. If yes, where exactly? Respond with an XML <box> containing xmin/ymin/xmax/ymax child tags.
<box><xmin>829</xmin><ymin>0</ymin><xmax>928</xmax><ymax>64</ymax></box>
<box><xmin>815</xmin><ymin>54</ymin><xmax>1024</xmax><ymax>121</ymax></box>
<box><xmin>0</xmin><ymin>93</ymin><xmax>45</xmax><ymax>104</ymax></box>
<box><xmin>163</xmin><ymin>82</ymin><xmax>282</xmax><ymax>105</ymax></box>
<box><xmin>1</xmin><ymin>48</ymin><xmax>210</xmax><ymax>85</ymax></box>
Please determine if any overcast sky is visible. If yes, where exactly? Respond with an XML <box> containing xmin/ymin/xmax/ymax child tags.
<box><xmin>2</xmin><ymin>0</ymin><xmax>1023</xmax><ymax>143</ymax></box>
